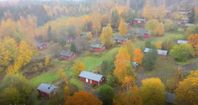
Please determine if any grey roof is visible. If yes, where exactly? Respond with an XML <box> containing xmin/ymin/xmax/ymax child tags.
<box><xmin>37</xmin><ymin>83</ymin><xmax>57</xmax><ymax>94</ymax></box>
<box><xmin>157</xmin><ymin>49</ymin><xmax>168</xmax><ymax>56</ymax></box>
<box><xmin>177</xmin><ymin>40</ymin><xmax>188</xmax><ymax>44</ymax></box>
<box><xmin>144</xmin><ymin>48</ymin><xmax>168</xmax><ymax>56</ymax></box>
<box><xmin>144</xmin><ymin>48</ymin><xmax>152</xmax><ymax>52</ymax></box>
<box><xmin>166</xmin><ymin>92</ymin><xmax>176</xmax><ymax>104</ymax></box>
<box><xmin>134</xmin><ymin>18</ymin><xmax>145</xmax><ymax>21</ymax></box>
<box><xmin>60</xmin><ymin>50</ymin><xmax>73</xmax><ymax>56</ymax></box>
<box><xmin>90</xmin><ymin>43</ymin><xmax>104</xmax><ymax>48</ymax></box>
<box><xmin>113</xmin><ymin>34</ymin><xmax>127</xmax><ymax>40</ymax></box>
<box><xmin>79</xmin><ymin>71</ymin><xmax>103</xmax><ymax>82</ymax></box>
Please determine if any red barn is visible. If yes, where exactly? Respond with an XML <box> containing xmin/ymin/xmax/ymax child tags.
<box><xmin>59</xmin><ymin>50</ymin><xmax>76</xmax><ymax>60</ymax></box>
<box><xmin>37</xmin><ymin>83</ymin><xmax>57</xmax><ymax>99</ymax></box>
<box><xmin>89</xmin><ymin>43</ymin><xmax>105</xmax><ymax>52</ymax></box>
<box><xmin>79</xmin><ymin>71</ymin><xmax>105</xmax><ymax>86</ymax></box>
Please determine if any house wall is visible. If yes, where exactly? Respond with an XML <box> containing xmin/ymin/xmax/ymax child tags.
<box><xmin>80</xmin><ymin>77</ymin><xmax>101</xmax><ymax>85</ymax></box>
<box><xmin>90</xmin><ymin>47</ymin><xmax>105</xmax><ymax>52</ymax></box>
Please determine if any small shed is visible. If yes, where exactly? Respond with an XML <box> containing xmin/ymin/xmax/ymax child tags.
<box><xmin>89</xmin><ymin>43</ymin><xmax>105</xmax><ymax>52</ymax></box>
<box><xmin>132</xmin><ymin>18</ymin><xmax>146</xmax><ymax>25</ymax></box>
<box><xmin>144</xmin><ymin>48</ymin><xmax>168</xmax><ymax>56</ymax></box>
<box><xmin>157</xmin><ymin>49</ymin><xmax>168</xmax><ymax>56</ymax></box>
<box><xmin>37</xmin><ymin>83</ymin><xmax>57</xmax><ymax>98</ymax></box>
<box><xmin>139</xmin><ymin>29</ymin><xmax>151</xmax><ymax>39</ymax></box>
<box><xmin>79</xmin><ymin>71</ymin><xmax>105</xmax><ymax>85</ymax></box>
<box><xmin>113</xmin><ymin>34</ymin><xmax>128</xmax><ymax>44</ymax></box>
<box><xmin>59</xmin><ymin>50</ymin><xmax>75</xmax><ymax>60</ymax></box>
<box><xmin>66</xmin><ymin>35</ymin><xmax>75</xmax><ymax>44</ymax></box>
<box><xmin>144</xmin><ymin>48</ymin><xmax>152</xmax><ymax>53</ymax></box>
<box><xmin>166</xmin><ymin>92</ymin><xmax>176</xmax><ymax>105</ymax></box>
<box><xmin>36</xmin><ymin>42</ymin><xmax>48</xmax><ymax>50</ymax></box>
<box><xmin>177</xmin><ymin>40</ymin><xmax>188</xmax><ymax>44</ymax></box>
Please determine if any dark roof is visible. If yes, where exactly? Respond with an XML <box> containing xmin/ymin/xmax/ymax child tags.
<box><xmin>113</xmin><ymin>34</ymin><xmax>127</xmax><ymax>40</ymax></box>
<box><xmin>166</xmin><ymin>92</ymin><xmax>176</xmax><ymax>104</ymax></box>
<box><xmin>60</xmin><ymin>50</ymin><xmax>74</xmax><ymax>56</ymax></box>
<box><xmin>37</xmin><ymin>83</ymin><xmax>57</xmax><ymax>94</ymax></box>
<box><xmin>79</xmin><ymin>71</ymin><xmax>103</xmax><ymax>82</ymax></box>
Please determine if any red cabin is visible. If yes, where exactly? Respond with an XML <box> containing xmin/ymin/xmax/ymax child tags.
<box><xmin>37</xmin><ymin>83</ymin><xmax>57</xmax><ymax>99</ymax></box>
<box><xmin>79</xmin><ymin>71</ymin><xmax>105</xmax><ymax>86</ymax></box>
<box><xmin>89</xmin><ymin>43</ymin><xmax>105</xmax><ymax>52</ymax></box>
<box><xmin>59</xmin><ymin>50</ymin><xmax>76</xmax><ymax>60</ymax></box>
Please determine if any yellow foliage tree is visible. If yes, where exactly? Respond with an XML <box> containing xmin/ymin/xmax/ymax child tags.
<box><xmin>141</xmin><ymin>78</ymin><xmax>166</xmax><ymax>105</ymax></box>
<box><xmin>87</xmin><ymin>32</ymin><xmax>93</xmax><ymax>40</ymax></box>
<box><xmin>113</xmin><ymin>86</ymin><xmax>143</xmax><ymax>105</ymax></box>
<box><xmin>175</xmin><ymin>71</ymin><xmax>198</xmax><ymax>105</ymax></box>
<box><xmin>100</xmin><ymin>24</ymin><xmax>113</xmax><ymax>48</ymax></box>
<box><xmin>155</xmin><ymin>22</ymin><xmax>165</xmax><ymax>36</ymax></box>
<box><xmin>73</xmin><ymin>61</ymin><xmax>85</xmax><ymax>77</ymax></box>
<box><xmin>113</xmin><ymin>47</ymin><xmax>134</xmax><ymax>84</ymax></box>
<box><xmin>123</xmin><ymin>40</ymin><xmax>134</xmax><ymax>60</ymax></box>
<box><xmin>118</xmin><ymin>18</ymin><xmax>128</xmax><ymax>36</ymax></box>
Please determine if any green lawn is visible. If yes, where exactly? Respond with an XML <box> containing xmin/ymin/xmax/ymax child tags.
<box><xmin>30</xmin><ymin>47</ymin><xmax>119</xmax><ymax>87</ymax></box>
<box><xmin>30</xmin><ymin>71</ymin><xmax>59</xmax><ymax>87</ymax></box>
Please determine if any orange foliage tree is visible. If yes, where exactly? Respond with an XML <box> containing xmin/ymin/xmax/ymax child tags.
<box><xmin>65</xmin><ymin>91</ymin><xmax>102</xmax><ymax>105</ymax></box>
<box><xmin>133</xmin><ymin>48</ymin><xmax>144</xmax><ymax>64</ymax></box>
<box><xmin>188</xmin><ymin>34</ymin><xmax>198</xmax><ymax>55</ymax></box>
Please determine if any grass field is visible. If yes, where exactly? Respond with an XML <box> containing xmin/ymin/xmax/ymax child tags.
<box><xmin>30</xmin><ymin>47</ymin><xmax>119</xmax><ymax>87</ymax></box>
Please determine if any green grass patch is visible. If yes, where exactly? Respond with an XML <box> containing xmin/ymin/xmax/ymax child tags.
<box><xmin>70</xmin><ymin>78</ymin><xmax>83</xmax><ymax>90</ymax></box>
<box><xmin>30</xmin><ymin>71</ymin><xmax>59</xmax><ymax>87</ymax></box>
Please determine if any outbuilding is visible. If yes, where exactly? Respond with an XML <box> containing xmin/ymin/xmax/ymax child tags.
<box><xmin>37</xmin><ymin>83</ymin><xmax>57</xmax><ymax>98</ymax></box>
<box><xmin>79</xmin><ymin>71</ymin><xmax>105</xmax><ymax>85</ymax></box>
<box><xmin>36</xmin><ymin>42</ymin><xmax>48</xmax><ymax>50</ymax></box>
<box><xmin>177</xmin><ymin>40</ymin><xmax>188</xmax><ymax>44</ymax></box>
<box><xmin>59</xmin><ymin>50</ymin><xmax>76</xmax><ymax>60</ymax></box>
<box><xmin>89</xmin><ymin>43</ymin><xmax>105</xmax><ymax>52</ymax></box>
<box><xmin>113</xmin><ymin>34</ymin><xmax>128</xmax><ymax>44</ymax></box>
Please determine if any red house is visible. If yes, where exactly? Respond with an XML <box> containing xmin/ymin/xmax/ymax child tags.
<box><xmin>89</xmin><ymin>43</ymin><xmax>105</xmax><ymax>52</ymax></box>
<box><xmin>37</xmin><ymin>83</ymin><xmax>57</xmax><ymax>99</ymax></box>
<box><xmin>36</xmin><ymin>42</ymin><xmax>48</xmax><ymax>50</ymax></box>
<box><xmin>79</xmin><ymin>71</ymin><xmax>105</xmax><ymax>86</ymax></box>
<box><xmin>131</xmin><ymin>18</ymin><xmax>146</xmax><ymax>25</ymax></box>
<box><xmin>59</xmin><ymin>50</ymin><xmax>76</xmax><ymax>60</ymax></box>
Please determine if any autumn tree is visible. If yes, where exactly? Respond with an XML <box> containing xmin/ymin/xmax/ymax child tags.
<box><xmin>7</xmin><ymin>41</ymin><xmax>34</xmax><ymax>74</ymax></box>
<box><xmin>65</xmin><ymin>91</ymin><xmax>102</xmax><ymax>105</ymax></box>
<box><xmin>0</xmin><ymin>74</ymin><xmax>36</xmax><ymax>105</ymax></box>
<box><xmin>188</xmin><ymin>34</ymin><xmax>198</xmax><ymax>55</ymax></box>
<box><xmin>113</xmin><ymin>47</ymin><xmax>134</xmax><ymax>84</ymax></box>
<box><xmin>113</xmin><ymin>86</ymin><xmax>143</xmax><ymax>105</ymax></box>
<box><xmin>170</xmin><ymin>44</ymin><xmax>194</xmax><ymax>62</ymax></box>
<box><xmin>118</xmin><ymin>18</ymin><xmax>128</xmax><ymax>36</ymax></box>
<box><xmin>142</xmin><ymin>0</ymin><xmax>154</xmax><ymax>19</ymax></box>
<box><xmin>111</xmin><ymin>10</ymin><xmax>120</xmax><ymax>28</ymax></box>
<box><xmin>155</xmin><ymin>22</ymin><xmax>165</xmax><ymax>36</ymax></box>
<box><xmin>145</xmin><ymin>19</ymin><xmax>164</xmax><ymax>36</ymax></box>
<box><xmin>72</xmin><ymin>61</ymin><xmax>85</xmax><ymax>77</ymax></box>
<box><xmin>100</xmin><ymin>24</ymin><xmax>113</xmax><ymax>48</ymax></box>
<box><xmin>175</xmin><ymin>70</ymin><xmax>198</xmax><ymax>105</ymax></box>
<box><xmin>123</xmin><ymin>40</ymin><xmax>134</xmax><ymax>61</ymax></box>
<box><xmin>143</xmin><ymin>48</ymin><xmax>157</xmax><ymax>71</ymax></box>
<box><xmin>0</xmin><ymin>37</ymin><xmax>17</xmax><ymax>67</ymax></box>
<box><xmin>141</xmin><ymin>78</ymin><xmax>166</xmax><ymax>105</ymax></box>
<box><xmin>133</xmin><ymin>48</ymin><xmax>144</xmax><ymax>64</ymax></box>
<box><xmin>97</xmin><ymin>84</ymin><xmax>114</xmax><ymax>105</ymax></box>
